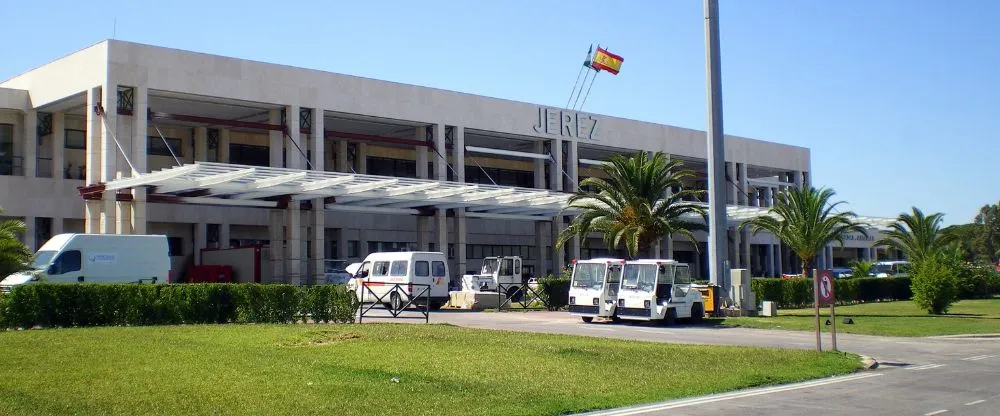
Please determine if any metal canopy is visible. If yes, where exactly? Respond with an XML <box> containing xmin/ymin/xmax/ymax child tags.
<box><xmin>94</xmin><ymin>162</ymin><xmax>896</xmax><ymax>229</ymax></box>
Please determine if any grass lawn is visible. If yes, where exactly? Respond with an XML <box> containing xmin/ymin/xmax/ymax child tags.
<box><xmin>717</xmin><ymin>298</ymin><xmax>1000</xmax><ymax>337</ymax></box>
<box><xmin>0</xmin><ymin>324</ymin><xmax>859</xmax><ymax>416</ymax></box>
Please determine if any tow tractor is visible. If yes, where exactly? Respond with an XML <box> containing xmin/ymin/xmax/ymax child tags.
<box><xmin>461</xmin><ymin>256</ymin><xmax>526</xmax><ymax>300</ymax></box>
<box><xmin>567</xmin><ymin>258</ymin><xmax>625</xmax><ymax>323</ymax></box>
<box><xmin>615</xmin><ymin>259</ymin><xmax>704</xmax><ymax>325</ymax></box>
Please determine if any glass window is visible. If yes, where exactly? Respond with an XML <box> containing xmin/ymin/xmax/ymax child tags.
<box><xmin>51</xmin><ymin>250</ymin><xmax>82</xmax><ymax>274</ymax></box>
<box><xmin>348</xmin><ymin>241</ymin><xmax>359</xmax><ymax>258</ymax></box>
<box><xmin>229</xmin><ymin>143</ymin><xmax>268</xmax><ymax>167</ymax></box>
<box><xmin>415</xmin><ymin>261</ymin><xmax>430</xmax><ymax>277</ymax></box>
<box><xmin>167</xmin><ymin>237</ymin><xmax>183</xmax><ymax>256</ymax></box>
<box><xmin>389</xmin><ymin>260</ymin><xmax>408</xmax><ymax>276</ymax></box>
<box><xmin>368</xmin><ymin>241</ymin><xmax>378</xmax><ymax>255</ymax></box>
<box><xmin>623</xmin><ymin>264</ymin><xmax>657</xmax><ymax>290</ymax></box>
<box><xmin>358</xmin><ymin>262</ymin><xmax>371</xmax><ymax>277</ymax></box>
<box><xmin>148</xmin><ymin>136</ymin><xmax>183</xmax><ymax>157</ymax></box>
<box><xmin>0</xmin><ymin>124</ymin><xmax>12</xmax><ymax>175</ymax></box>
<box><xmin>607</xmin><ymin>264</ymin><xmax>623</xmax><ymax>284</ymax></box>
<box><xmin>448</xmin><ymin>243</ymin><xmax>455</xmax><ymax>259</ymax></box>
<box><xmin>30</xmin><ymin>250</ymin><xmax>58</xmax><ymax>269</ymax></box>
<box><xmin>674</xmin><ymin>265</ymin><xmax>691</xmax><ymax>285</ymax></box>
<box><xmin>658</xmin><ymin>265</ymin><xmax>675</xmax><ymax>284</ymax></box>
<box><xmin>64</xmin><ymin>129</ymin><xmax>86</xmax><ymax>150</ymax></box>
<box><xmin>432</xmin><ymin>261</ymin><xmax>447</xmax><ymax>277</ymax></box>
<box><xmin>372</xmin><ymin>261</ymin><xmax>390</xmax><ymax>276</ymax></box>
<box><xmin>571</xmin><ymin>263</ymin><xmax>605</xmax><ymax>288</ymax></box>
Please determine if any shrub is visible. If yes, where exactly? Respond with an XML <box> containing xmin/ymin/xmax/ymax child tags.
<box><xmin>911</xmin><ymin>257</ymin><xmax>959</xmax><ymax>314</ymax></box>
<box><xmin>0</xmin><ymin>283</ymin><xmax>359</xmax><ymax>329</ymax></box>
<box><xmin>750</xmin><ymin>276</ymin><xmax>912</xmax><ymax>308</ymax></box>
<box><xmin>955</xmin><ymin>263</ymin><xmax>999</xmax><ymax>299</ymax></box>
<box><xmin>537</xmin><ymin>276</ymin><xmax>571</xmax><ymax>310</ymax></box>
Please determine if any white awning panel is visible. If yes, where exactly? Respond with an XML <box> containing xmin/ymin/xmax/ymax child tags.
<box><xmin>96</xmin><ymin>162</ymin><xmax>896</xmax><ymax>229</ymax></box>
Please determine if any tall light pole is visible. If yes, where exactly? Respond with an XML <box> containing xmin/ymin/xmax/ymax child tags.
<box><xmin>704</xmin><ymin>0</ymin><xmax>729</xmax><ymax>299</ymax></box>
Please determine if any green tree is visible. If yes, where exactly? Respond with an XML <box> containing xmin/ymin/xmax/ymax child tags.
<box><xmin>0</xmin><ymin>207</ymin><xmax>32</xmax><ymax>278</ymax></box>
<box><xmin>557</xmin><ymin>152</ymin><xmax>706</xmax><ymax>259</ymax></box>
<box><xmin>875</xmin><ymin>207</ymin><xmax>954</xmax><ymax>266</ymax></box>
<box><xmin>910</xmin><ymin>253</ymin><xmax>959</xmax><ymax>314</ymax></box>
<box><xmin>743</xmin><ymin>186</ymin><xmax>868</xmax><ymax>278</ymax></box>
<box><xmin>944</xmin><ymin>223</ymin><xmax>988</xmax><ymax>263</ymax></box>
<box><xmin>849</xmin><ymin>259</ymin><xmax>874</xmax><ymax>278</ymax></box>
<box><xmin>974</xmin><ymin>202</ymin><xmax>1000</xmax><ymax>263</ymax></box>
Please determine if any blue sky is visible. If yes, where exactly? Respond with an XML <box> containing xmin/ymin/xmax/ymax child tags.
<box><xmin>1</xmin><ymin>0</ymin><xmax>996</xmax><ymax>225</ymax></box>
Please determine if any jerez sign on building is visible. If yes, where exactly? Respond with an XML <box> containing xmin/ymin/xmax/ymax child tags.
<box><xmin>533</xmin><ymin>107</ymin><xmax>599</xmax><ymax>140</ymax></box>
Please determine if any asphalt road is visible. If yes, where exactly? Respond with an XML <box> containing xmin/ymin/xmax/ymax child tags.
<box><xmin>364</xmin><ymin>309</ymin><xmax>1000</xmax><ymax>416</ymax></box>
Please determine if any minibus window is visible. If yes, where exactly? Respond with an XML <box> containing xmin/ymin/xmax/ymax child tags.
<box><xmin>432</xmin><ymin>261</ymin><xmax>447</xmax><ymax>277</ymax></box>
<box><xmin>415</xmin><ymin>261</ymin><xmax>430</xmax><ymax>277</ymax></box>
<box><xmin>372</xmin><ymin>261</ymin><xmax>390</xmax><ymax>276</ymax></box>
<box><xmin>389</xmin><ymin>261</ymin><xmax>408</xmax><ymax>276</ymax></box>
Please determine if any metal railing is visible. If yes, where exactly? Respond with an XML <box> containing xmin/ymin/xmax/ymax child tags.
<box><xmin>357</xmin><ymin>282</ymin><xmax>430</xmax><ymax>323</ymax></box>
<box><xmin>496</xmin><ymin>282</ymin><xmax>547</xmax><ymax>310</ymax></box>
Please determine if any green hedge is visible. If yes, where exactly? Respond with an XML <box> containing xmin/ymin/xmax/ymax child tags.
<box><xmin>750</xmin><ymin>277</ymin><xmax>912</xmax><ymax>309</ymax></box>
<box><xmin>0</xmin><ymin>283</ymin><xmax>359</xmax><ymax>329</ymax></box>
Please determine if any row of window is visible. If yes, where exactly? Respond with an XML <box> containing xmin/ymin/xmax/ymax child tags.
<box><xmin>361</xmin><ymin>260</ymin><xmax>447</xmax><ymax>278</ymax></box>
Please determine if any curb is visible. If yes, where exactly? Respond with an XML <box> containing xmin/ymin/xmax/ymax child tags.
<box><xmin>929</xmin><ymin>333</ymin><xmax>1000</xmax><ymax>339</ymax></box>
<box><xmin>860</xmin><ymin>355</ymin><xmax>879</xmax><ymax>370</ymax></box>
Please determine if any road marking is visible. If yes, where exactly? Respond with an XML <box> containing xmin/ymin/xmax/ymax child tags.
<box><xmin>581</xmin><ymin>326</ymin><xmax>614</xmax><ymax>331</ymax></box>
<box><xmin>924</xmin><ymin>410</ymin><xmax>948</xmax><ymax>416</ymax></box>
<box><xmin>907</xmin><ymin>364</ymin><xmax>944</xmax><ymax>371</ymax></box>
<box><xmin>579</xmin><ymin>373</ymin><xmax>883</xmax><ymax>416</ymax></box>
<box><xmin>961</xmin><ymin>354</ymin><xmax>996</xmax><ymax>361</ymax></box>
<box><xmin>965</xmin><ymin>400</ymin><xmax>985</xmax><ymax>406</ymax></box>
<box><xmin>638</xmin><ymin>329</ymin><xmax>675</xmax><ymax>335</ymax></box>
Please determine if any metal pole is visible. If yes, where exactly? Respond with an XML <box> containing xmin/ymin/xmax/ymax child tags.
<box><xmin>813</xmin><ymin>268</ymin><xmax>822</xmax><ymax>352</ymax></box>
<box><xmin>704</xmin><ymin>0</ymin><xmax>729</xmax><ymax>300</ymax></box>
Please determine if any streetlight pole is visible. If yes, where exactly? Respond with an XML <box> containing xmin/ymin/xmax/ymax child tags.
<box><xmin>704</xmin><ymin>0</ymin><xmax>729</xmax><ymax>303</ymax></box>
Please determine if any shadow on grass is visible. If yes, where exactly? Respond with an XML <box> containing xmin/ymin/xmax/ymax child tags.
<box><xmin>777</xmin><ymin>312</ymin><xmax>997</xmax><ymax>319</ymax></box>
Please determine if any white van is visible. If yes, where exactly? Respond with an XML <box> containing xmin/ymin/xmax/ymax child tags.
<box><xmin>567</xmin><ymin>258</ymin><xmax>625</xmax><ymax>323</ymax></box>
<box><xmin>0</xmin><ymin>233</ymin><xmax>171</xmax><ymax>291</ymax></box>
<box><xmin>615</xmin><ymin>259</ymin><xmax>704</xmax><ymax>324</ymax></box>
<box><xmin>347</xmin><ymin>252</ymin><xmax>450</xmax><ymax>310</ymax></box>
<box><xmin>873</xmin><ymin>261</ymin><xmax>911</xmax><ymax>278</ymax></box>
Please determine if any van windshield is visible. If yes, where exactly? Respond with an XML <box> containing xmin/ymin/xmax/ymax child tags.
<box><xmin>571</xmin><ymin>263</ymin><xmax>606</xmax><ymax>289</ymax></box>
<box><xmin>30</xmin><ymin>251</ymin><xmax>57</xmax><ymax>269</ymax></box>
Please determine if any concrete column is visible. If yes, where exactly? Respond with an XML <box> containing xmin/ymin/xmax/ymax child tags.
<box><xmin>52</xmin><ymin>217</ymin><xmax>64</xmax><ymax>236</ymax></box>
<box><xmin>285</xmin><ymin>106</ymin><xmax>303</xmax><ymax>169</ymax></box>
<box><xmin>357</xmin><ymin>143</ymin><xmax>368</xmax><ymax>174</ymax></box>
<box><xmin>651</xmin><ymin>240</ymin><xmax>661</xmax><ymax>259</ymax></box>
<box><xmin>130</xmin><ymin>86</ymin><xmax>148</xmax><ymax>235</ymax></box>
<box><xmin>337</xmin><ymin>141</ymin><xmax>349</xmax><ymax>173</ymax></box>
<box><xmin>219</xmin><ymin>129</ymin><xmax>231</xmax><ymax>163</ymax></box>
<box><xmin>567</xmin><ymin>140</ymin><xmax>580</xmax><ymax>260</ymax></box>
<box><xmin>269</xmin><ymin>210</ymin><xmax>284</xmax><ymax>281</ymax></box>
<box><xmin>665</xmin><ymin>235</ymin><xmax>674</xmax><ymax>259</ymax></box>
<box><xmin>765</xmin><ymin>244</ymin><xmax>774</xmax><ymax>277</ymax></box>
<box><xmin>433</xmin><ymin>124</ymin><xmax>446</xmax><ymax>181</ymax></box>
<box><xmin>98</xmin><ymin>84</ymin><xmax>118</xmax><ymax>235</ymax></box>
<box><xmin>194</xmin><ymin>223</ymin><xmax>207</xmax><ymax>264</ymax></box>
<box><xmin>415</xmin><ymin>127</ymin><xmax>428</xmax><ymax>179</ymax></box>
<box><xmin>417</xmin><ymin>217</ymin><xmax>430</xmax><ymax>250</ymax></box>
<box><xmin>535</xmin><ymin>222</ymin><xmax>548</xmax><ymax>276</ymax></box>
<box><xmin>23</xmin><ymin>216</ymin><xmax>36</xmax><ymax>251</ymax></box>
<box><xmin>551</xmin><ymin>219</ymin><xmax>565</xmax><ymax>274</ymax></box>
<box><xmin>194</xmin><ymin>127</ymin><xmax>208</xmax><ymax>162</ymax></box>
<box><xmin>452</xmin><ymin>126</ymin><xmax>465</xmax><ymax>182</ymax></box>
<box><xmin>286</xmin><ymin>202</ymin><xmax>302</xmax><ymax>285</ymax></box>
<box><xmin>336</xmin><ymin>228</ymin><xmax>348</xmax><ymax>259</ymax></box>
<box><xmin>84</xmin><ymin>87</ymin><xmax>102</xmax><ymax>233</ymax></box>
<box><xmin>311</xmin><ymin>107</ymin><xmax>326</xmax><ymax>281</ymax></box>
<box><xmin>533</xmin><ymin>141</ymin><xmax>546</xmax><ymax>189</ymax></box>
<box><xmin>436</xmin><ymin>210</ymin><xmax>448</xmax><ymax>268</ymax></box>
<box><xmin>455</xmin><ymin>211</ymin><xmax>467</xmax><ymax>275</ymax></box>
<box><xmin>52</xmin><ymin>113</ymin><xmax>65</xmax><ymax>179</ymax></box>
<box><xmin>269</xmin><ymin>109</ymin><xmax>283</xmax><ymax>168</ymax></box>
<box><xmin>793</xmin><ymin>171</ymin><xmax>803</xmax><ymax>189</ymax></box>
<box><xmin>738</xmin><ymin>163</ymin><xmax>749</xmax><ymax>206</ymax></box>
<box><xmin>24</xmin><ymin>110</ymin><xmax>37</xmax><ymax>177</ymax></box>
<box><xmin>219</xmin><ymin>223</ymin><xmax>231</xmax><ymax>250</ymax></box>
<box><xmin>775</xmin><ymin>243</ymin><xmax>783</xmax><ymax>276</ymax></box>
<box><xmin>726</xmin><ymin>161</ymin><xmax>736</xmax><ymax>205</ymax></box>
<box><xmin>549</xmin><ymin>138</ymin><xmax>563</xmax><ymax>192</ymax></box>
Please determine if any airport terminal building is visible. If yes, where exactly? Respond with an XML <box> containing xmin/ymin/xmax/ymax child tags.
<box><xmin>0</xmin><ymin>40</ymin><xmax>896</xmax><ymax>283</ymax></box>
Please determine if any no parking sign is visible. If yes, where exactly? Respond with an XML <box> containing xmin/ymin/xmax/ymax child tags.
<box><xmin>817</xmin><ymin>269</ymin><xmax>835</xmax><ymax>306</ymax></box>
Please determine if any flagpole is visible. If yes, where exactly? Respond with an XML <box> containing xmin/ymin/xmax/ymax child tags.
<box><xmin>565</xmin><ymin>45</ymin><xmax>593</xmax><ymax>109</ymax></box>
<box><xmin>577</xmin><ymin>69</ymin><xmax>599</xmax><ymax>111</ymax></box>
<box><xmin>704</xmin><ymin>0</ymin><xmax>729</xmax><ymax>304</ymax></box>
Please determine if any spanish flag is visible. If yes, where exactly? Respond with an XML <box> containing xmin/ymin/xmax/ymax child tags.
<box><xmin>590</xmin><ymin>47</ymin><xmax>624</xmax><ymax>75</ymax></box>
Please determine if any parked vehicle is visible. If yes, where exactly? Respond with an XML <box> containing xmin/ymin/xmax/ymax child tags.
<box><xmin>0</xmin><ymin>233</ymin><xmax>170</xmax><ymax>291</ymax></box>
<box><xmin>346</xmin><ymin>251</ymin><xmax>450</xmax><ymax>310</ymax></box>
<box><xmin>323</xmin><ymin>259</ymin><xmax>353</xmax><ymax>284</ymax></box>
<box><xmin>461</xmin><ymin>256</ymin><xmax>526</xmax><ymax>299</ymax></box>
<box><xmin>567</xmin><ymin>258</ymin><xmax>625</xmax><ymax>323</ymax></box>
<box><xmin>615</xmin><ymin>259</ymin><xmax>704</xmax><ymax>324</ymax></box>
<box><xmin>873</xmin><ymin>261</ymin><xmax>911</xmax><ymax>278</ymax></box>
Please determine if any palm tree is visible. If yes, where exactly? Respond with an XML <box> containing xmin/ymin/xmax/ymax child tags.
<box><xmin>743</xmin><ymin>186</ymin><xmax>868</xmax><ymax>278</ymax></box>
<box><xmin>556</xmin><ymin>152</ymin><xmax>706</xmax><ymax>259</ymax></box>
<box><xmin>875</xmin><ymin>207</ymin><xmax>954</xmax><ymax>266</ymax></box>
<box><xmin>0</xmin><ymin>207</ymin><xmax>32</xmax><ymax>278</ymax></box>
<box><xmin>849</xmin><ymin>259</ymin><xmax>874</xmax><ymax>278</ymax></box>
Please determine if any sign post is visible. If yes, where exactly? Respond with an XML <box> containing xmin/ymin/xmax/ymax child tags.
<box><xmin>812</xmin><ymin>268</ymin><xmax>822</xmax><ymax>352</ymax></box>
<box><xmin>817</xmin><ymin>269</ymin><xmax>837</xmax><ymax>351</ymax></box>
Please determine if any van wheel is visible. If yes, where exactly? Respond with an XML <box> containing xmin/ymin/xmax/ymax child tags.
<box><xmin>390</xmin><ymin>292</ymin><xmax>404</xmax><ymax>312</ymax></box>
<box><xmin>581</xmin><ymin>316</ymin><xmax>594</xmax><ymax>323</ymax></box>
<box><xmin>690</xmin><ymin>303</ymin><xmax>704</xmax><ymax>323</ymax></box>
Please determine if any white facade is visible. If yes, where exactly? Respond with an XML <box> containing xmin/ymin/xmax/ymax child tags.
<box><xmin>0</xmin><ymin>40</ymin><xmax>894</xmax><ymax>283</ymax></box>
